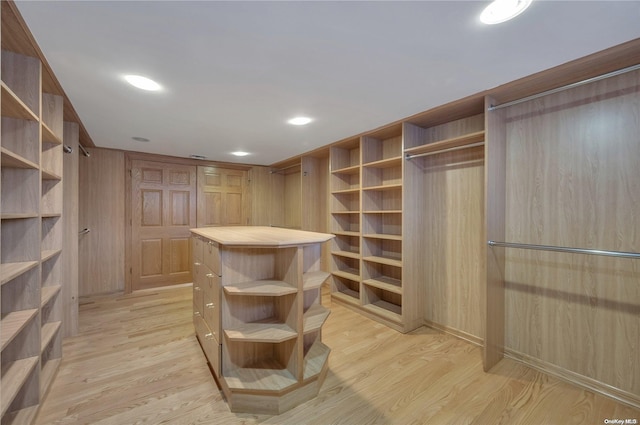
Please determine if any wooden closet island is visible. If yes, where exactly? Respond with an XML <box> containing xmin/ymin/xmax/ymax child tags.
<box><xmin>190</xmin><ymin>226</ymin><xmax>334</xmax><ymax>414</ymax></box>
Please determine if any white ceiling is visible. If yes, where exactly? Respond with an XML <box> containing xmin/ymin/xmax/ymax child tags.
<box><xmin>15</xmin><ymin>1</ymin><xmax>640</xmax><ymax>166</ymax></box>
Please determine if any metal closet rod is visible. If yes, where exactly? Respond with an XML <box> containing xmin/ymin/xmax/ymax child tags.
<box><xmin>270</xmin><ymin>162</ymin><xmax>301</xmax><ymax>174</ymax></box>
<box><xmin>405</xmin><ymin>141</ymin><xmax>485</xmax><ymax>160</ymax></box>
<box><xmin>487</xmin><ymin>240</ymin><xmax>640</xmax><ymax>259</ymax></box>
<box><xmin>488</xmin><ymin>63</ymin><xmax>640</xmax><ymax>111</ymax></box>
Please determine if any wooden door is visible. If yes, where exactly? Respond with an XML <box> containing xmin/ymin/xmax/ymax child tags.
<box><xmin>197</xmin><ymin>166</ymin><xmax>248</xmax><ymax>227</ymax></box>
<box><xmin>132</xmin><ymin>160</ymin><xmax>196</xmax><ymax>290</ymax></box>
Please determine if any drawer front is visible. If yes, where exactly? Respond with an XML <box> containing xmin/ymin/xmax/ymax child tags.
<box><xmin>202</xmin><ymin>292</ymin><xmax>220</xmax><ymax>343</ymax></box>
<box><xmin>203</xmin><ymin>240</ymin><xmax>221</xmax><ymax>276</ymax></box>
<box><xmin>193</xmin><ymin>280</ymin><xmax>204</xmax><ymax>318</ymax></box>
<box><xmin>192</xmin><ymin>235</ymin><xmax>204</xmax><ymax>262</ymax></box>
<box><xmin>195</xmin><ymin>314</ymin><xmax>221</xmax><ymax>376</ymax></box>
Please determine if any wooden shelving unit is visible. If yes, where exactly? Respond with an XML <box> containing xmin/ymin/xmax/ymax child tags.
<box><xmin>329</xmin><ymin>138</ymin><xmax>362</xmax><ymax>304</ymax></box>
<box><xmin>191</xmin><ymin>226</ymin><xmax>333</xmax><ymax>415</ymax></box>
<box><xmin>1</xmin><ymin>26</ymin><xmax>66</xmax><ymax>422</ymax></box>
<box><xmin>328</xmin><ymin>125</ymin><xmax>418</xmax><ymax>332</ymax></box>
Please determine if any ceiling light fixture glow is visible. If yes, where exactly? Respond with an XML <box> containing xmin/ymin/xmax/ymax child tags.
<box><xmin>124</xmin><ymin>74</ymin><xmax>162</xmax><ymax>91</ymax></box>
<box><xmin>287</xmin><ymin>116</ymin><xmax>312</xmax><ymax>126</ymax></box>
<box><xmin>480</xmin><ymin>0</ymin><xmax>532</xmax><ymax>25</ymax></box>
<box><xmin>231</xmin><ymin>151</ymin><xmax>250</xmax><ymax>157</ymax></box>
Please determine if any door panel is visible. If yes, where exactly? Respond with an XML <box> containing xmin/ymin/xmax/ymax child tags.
<box><xmin>132</xmin><ymin>160</ymin><xmax>196</xmax><ymax>290</ymax></box>
<box><xmin>197</xmin><ymin>166</ymin><xmax>248</xmax><ymax>227</ymax></box>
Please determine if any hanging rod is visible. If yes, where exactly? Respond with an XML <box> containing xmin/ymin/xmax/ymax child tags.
<box><xmin>488</xmin><ymin>63</ymin><xmax>640</xmax><ymax>111</ymax></box>
<box><xmin>270</xmin><ymin>162</ymin><xmax>301</xmax><ymax>174</ymax></box>
<box><xmin>405</xmin><ymin>141</ymin><xmax>484</xmax><ymax>160</ymax></box>
<box><xmin>487</xmin><ymin>240</ymin><xmax>640</xmax><ymax>259</ymax></box>
<box><xmin>79</xmin><ymin>144</ymin><xmax>91</xmax><ymax>157</ymax></box>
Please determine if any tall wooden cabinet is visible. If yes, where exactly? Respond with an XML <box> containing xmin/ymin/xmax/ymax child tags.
<box><xmin>191</xmin><ymin>226</ymin><xmax>333</xmax><ymax>415</ymax></box>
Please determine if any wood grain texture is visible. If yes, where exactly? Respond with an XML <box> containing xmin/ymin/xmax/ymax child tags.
<box><xmin>61</xmin><ymin>122</ymin><xmax>79</xmax><ymax>337</ymax></box>
<box><xmin>503</xmin><ymin>70</ymin><xmax>640</xmax><ymax>399</ymax></box>
<box><xmin>484</xmin><ymin>95</ymin><xmax>507</xmax><ymax>371</ymax></box>
<box><xmin>78</xmin><ymin>148</ymin><xmax>125</xmax><ymax>296</ymax></box>
<box><xmin>32</xmin><ymin>286</ymin><xmax>639</xmax><ymax>424</ymax></box>
<box><xmin>248</xmin><ymin>166</ymin><xmax>273</xmax><ymax>226</ymax></box>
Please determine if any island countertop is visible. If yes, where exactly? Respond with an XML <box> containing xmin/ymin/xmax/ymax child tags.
<box><xmin>190</xmin><ymin>226</ymin><xmax>334</xmax><ymax>247</ymax></box>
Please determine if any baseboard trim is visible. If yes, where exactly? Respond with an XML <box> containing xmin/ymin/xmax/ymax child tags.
<box><xmin>505</xmin><ymin>348</ymin><xmax>640</xmax><ymax>410</ymax></box>
<box><xmin>422</xmin><ymin>320</ymin><xmax>484</xmax><ymax>347</ymax></box>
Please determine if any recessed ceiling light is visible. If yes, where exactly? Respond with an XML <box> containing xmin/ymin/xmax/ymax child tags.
<box><xmin>124</xmin><ymin>75</ymin><xmax>162</xmax><ymax>91</ymax></box>
<box><xmin>132</xmin><ymin>136</ymin><xmax>150</xmax><ymax>142</ymax></box>
<box><xmin>231</xmin><ymin>151</ymin><xmax>250</xmax><ymax>157</ymax></box>
<box><xmin>480</xmin><ymin>0</ymin><xmax>532</xmax><ymax>25</ymax></box>
<box><xmin>287</xmin><ymin>116</ymin><xmax>312</xmax><ymax>126</ymax></box>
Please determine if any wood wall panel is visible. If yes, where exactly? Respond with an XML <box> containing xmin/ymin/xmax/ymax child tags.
<box><xmin>419</xmin><ymin>146</ymin><xmax>485</xmax><ymax>342</ymax></box>
<box><xmin>79</xmin><ymin>148</ymin><xmax>125</xmax><ymax>296</ymax></box>
<box><xmin>248</xmin><ymin>166</ymin><xmax>272</xmax><ymax>226</ymax></box>
<box><xmin>61</xmin><ymin>122</ymin><xmax>79</xmax><ymax>337</ymax></box>
<box><xmin>284</xmin><ymin>170</ymin><xmax>301</xmax><ymax>229</ymax></box>
<box><xmin>503</xmin><ymin>70</ymin><xmax>640</xmax><ymax>398</ymax></box>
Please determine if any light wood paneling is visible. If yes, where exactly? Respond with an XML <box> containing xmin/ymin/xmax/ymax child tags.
<box><xmin>78</xmin><ymin>148</ymin><xmax>125</xmax><ymax>296</ymax></box>
<box><xmin>502</xmin><ymin>70</ymin><xmax>640</xmax><ymax>400</ymax></box>
<box><xmin>33</xmin><ymin>286</ymin><xmax>639</xmax><ymax>424</ymax></box>
<box><xmin>484</xmin><ymin>95</ymin><xmax>507</xmax><ymax>371</ymax></box>
<box><xmin>248</xmin><ymin>166</ymin><xmax>273</xmax><ymax>226</ymax></box>
<box><xmin>420</xmin><ymin>146</ymin><xmax>485</xmax><ymax>341</ymax></box>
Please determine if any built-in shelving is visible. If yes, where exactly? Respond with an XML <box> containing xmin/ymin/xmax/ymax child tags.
<box><xmin>1</xmin><ymin>37</ymin><xmax>66</xmax><ymax>424</ymax></box>
<box><xmin>328</xmin><ymin>126</ymin><xmax>411</xmax><ymax>331</ymax></box>
<box><xmin>193</xmin><ymin>227</ymin><xmax>332</xmax><ymax>414</ymax></box>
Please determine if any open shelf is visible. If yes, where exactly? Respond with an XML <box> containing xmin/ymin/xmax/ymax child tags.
<box><xmin>0</xmin><ymin>147</ymin><xmax>38</xmax><ymax>169</ymax></box>
<box><xmin>1</xmin><ymin>213</ymin><xmax>39</xmax><ymax>220</ymax></box>
<box><xmin>0</xmin><ymin>261</ymin><xmax>39</xmax><ymax>285</ymax></box>
<box><xmin>331</xmin><ymin>164</ymin><xmax>360</xmax><ymax>175</ymax></box>
<box><xmin>332</xmin><ymin>230</ymin><xmax>360</xmax><ymax>237</ymax></box>
<box><xmin>40</xmin><ymin>285</ymin><xmax>61</xmax><ymax>308</ymax></box>
<box><xmin>41</xmin><ymin>249</ymin><xmax>61</xmax><ymax>263</ymax></box>
<box><xmin>302</xmin><ymin>271</ymin><xmax>330</xmax><ymax>291</ymax></box>
<box><xmin>362</xmin><ymin>183</ymin><xmax>402</xmax><ymax>192</ymax></box>
<box><xmin>41</xmin><ymin>122</ymin><xmax>62</xmax><ymax>145</ymax></box>
<box><xmin>0</xmin><ymin>357</ymin><xmax>39</xmax><ymax>417</ymax></box>
<box><xmin>225</xmin><ymin>362</ymin><xmax>298</xmax><ymax>392</ymax></box>
<box><xmin>362</xmin><ymin>233</ymin><xmax>402</xmax><ymax>241</ymax></box>
<box><xmin>225</xmin><ymin>321</ymin><xmax>297</xmax><ymax>343</ymax></box>
<box><xmin>41</xmin><ymin>169</ymin><xmax>62</xmax><ymax>181</ymax></box>
<box><xmin>303</xmin><ymin>341</ymin><xmax>330</xmax><ymax>380</ymax></box>
<box><xmin>0</xmin><ymin>309</ymin><xmax>38</xmax><ymax>350</ymax></box>
<box><xmin>331</xmin><ymin>250</ymin><xmax>360</xmax><ymax>260</ymax></box>
<box><xmin>40</xmin><ymin>321</ymin><xmax>61</xmax><ymax>352</ymax></box>
<box><xmin>40</xmin><ymin>358</ymin><xmax>62</xmax><ymax>398</ymax></box>
<box><xmin>363</xmin><ymin>300</ymin><xmax>402</xmax><ymax>323</ymax></box>
<box><xmin>404</xmin><ymin>130</ymin><xmax>485</xmax><ymax>157</ymax></box>
<box><xmin>362</xmin><ymin>156</ymin><xmax>402</xmax><ymax>168</ymax></box>
<box><xmin>0</xmin><ymin>82</ymin><xmax>38</xmax><ymax>122</ymax></box>
<box><xmin>303</xmin><ymin>304</ymin><xmax>330</xmax><ymax>334</ymax></box>
<box><xmin>223</xmin><ymin>280</ymin><xmax>297</xmax><ymax>296</ymax></box>
<box><xmin>363</xmin><ymin>276</ymin><xmax>402</xmax><ymax>295</ymax></box>
<box><xmin>363</xmin><ymin>255</ymin><xmax>402</xmax><ymax>267</ymax></box>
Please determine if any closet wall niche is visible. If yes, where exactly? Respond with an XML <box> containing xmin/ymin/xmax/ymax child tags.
<box><xmin>404</xmin><ymin>105</ymin><xmax>486</xmax><ymax>344</ymax></box>
<box><xmin>487</xmin><ymin>67</ymin><xmax>640</xmax><ymax>404</ymax></box>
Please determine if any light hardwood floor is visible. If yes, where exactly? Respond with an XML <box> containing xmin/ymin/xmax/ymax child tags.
<box><xmin>35</xmin><ymin>285</ymin><xmax>638</xmax><ymax>425</ymax></box>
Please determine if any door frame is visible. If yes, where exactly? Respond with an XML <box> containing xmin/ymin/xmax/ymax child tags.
<box><xmin>124</xmin><ymin>151</ymin><xmax>251</xmax><ymax>294</ymax></box>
